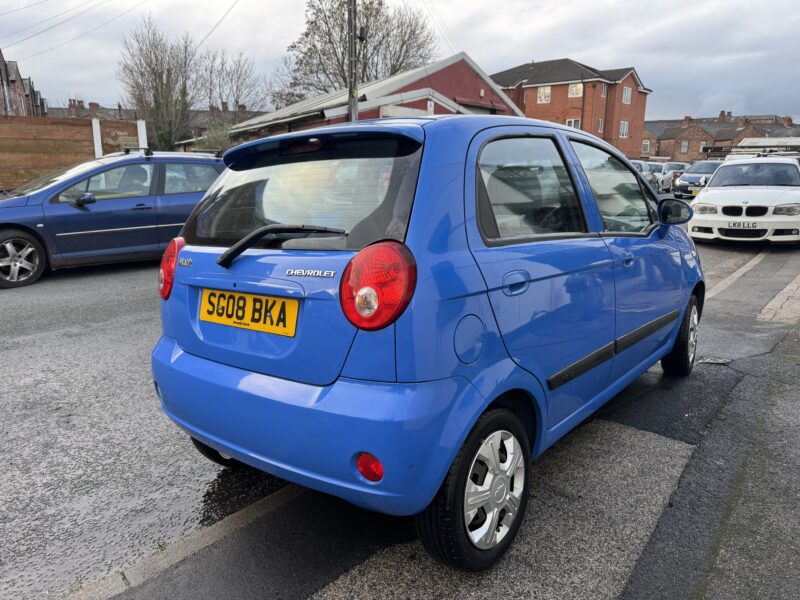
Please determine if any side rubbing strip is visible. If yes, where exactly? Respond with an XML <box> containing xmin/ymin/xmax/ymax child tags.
<box><xmin>615</xmin><ymin>310</ymin><xmax>680</xmax><ymax>354</ymax></box>
<box><xmin>546</xmin><ymin>309</ymin><xmax>681</xmax><ymax>391</ymax></box>
<box><xmin>548</xmin><ymin>342</ymin><xmax>615</xmax><ymax>390</ymax></box>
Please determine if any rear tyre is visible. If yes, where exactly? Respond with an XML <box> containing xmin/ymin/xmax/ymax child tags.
<box><xmin>661</xmin><ymin>295</ymin><xmax>700</xmax><ymax>376</ymax></box>
<box><xmin>415</xmin><ymin>408</ymin><xmax>530</xmax><ymax>571</ymax></box>
<box><xmin>0</xmin><ymin>229</ymin><xmax>47</xmax><ymax>289</ymax></box>
<box><xmin>191</xmin><ymin>437</ymin><xmax>244</xmax><ymax>469</ymax></box>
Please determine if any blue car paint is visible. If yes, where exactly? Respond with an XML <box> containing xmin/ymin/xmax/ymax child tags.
<box><xmin>153</xmin><ymin>115</ymin><xmax>703</xmax><ymax>516</ymax></box>
<box><xmin>0</xmin><ymin>153</ymin><xmax>223</xmax><ymax>269</ymax></box>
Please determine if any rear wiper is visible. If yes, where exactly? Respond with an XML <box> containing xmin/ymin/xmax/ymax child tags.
<box><xmin>217</xmin><ymin>224</ymin><xmax>346</xmax><ymax>268</ymax></box>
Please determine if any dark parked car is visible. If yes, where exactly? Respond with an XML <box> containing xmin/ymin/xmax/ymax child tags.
<box><xmin>673</xmin><ymin>160</ymin><xmax>723</xmax><ymax>199</ymax></box>
<box><xmin>0</xmin><ymin>151</ymin><xmax>223</xmax><ymax>288</ymax></box>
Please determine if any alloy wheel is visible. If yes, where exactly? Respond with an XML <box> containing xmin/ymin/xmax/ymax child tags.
<box><xmin>463</xmin><ymin>429</ymin><xmax>526</xmax><ymax>550</ymax></box>
<box><xmin>688</xmin><ymin>305</ymin><xmax>699</xmax><ymax>365</ymax></box>
<box><xmin>0</xmin><ymin>238</ymin><xmax>39</xmax><ymax>283</ymax></box>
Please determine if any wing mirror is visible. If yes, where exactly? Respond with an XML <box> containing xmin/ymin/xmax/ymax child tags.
<box><xmin>659</xmin><ymin>198</ymin><xmax>692</xmax><ymax>225</ymax></box>
<box><xmin>73</xmin><ymin>192</ymin><xmax>96</xmax><ymax>207</ymax></box>
<box><xmin>699</xmin><ymin>176</ymin><xmax>707</xmax><ymax>186</ymax></box>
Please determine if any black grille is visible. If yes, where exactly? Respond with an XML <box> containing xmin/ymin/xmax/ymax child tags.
<box><xmin>746</xmin><ymin>206</ymin><xmax>768</xmax><ymax>217</ymax></box>
<box><xmin>719</xmin><ymin>228</ymin><xmax>767</xmax><ymax>239</ymax></box>
<box><xmin>722</xmin><ymin>206</ymin><xmax>743</xmax><ymax>216</ymax></box>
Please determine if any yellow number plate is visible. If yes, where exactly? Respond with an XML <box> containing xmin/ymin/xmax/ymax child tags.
<box><xmin>199</xmin><ymin>289</ymin><xmax>299</xmax><ymax>337</ymax></box>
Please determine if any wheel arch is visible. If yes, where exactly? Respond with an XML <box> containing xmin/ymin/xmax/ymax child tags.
<box><xmin>0</xmin><ymin>223</ymin><xmax>52</xmax><ymax>266</ymax></box>
<box><xmin>692</xmin><ymin>280</ymin><xmax>705</xmax><ymax>317</ymax></box>
<box><xmin>483</xmin><ymin>387</ymin><xmax>545</xmax><ymax>459</ymax></box>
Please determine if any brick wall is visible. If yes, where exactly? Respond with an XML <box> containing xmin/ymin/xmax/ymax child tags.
<box><xmin>0</xmin><ymin>116</ymin><xmax>139</xmax><ymax>190</ymax></box>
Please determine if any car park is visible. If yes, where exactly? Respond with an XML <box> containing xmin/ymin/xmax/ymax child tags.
<box><xmin>0</xmin><ymin>150</ymin><xmax>223</xmax><ymax>288</ymax></box>
<box><xmin>688</xmin><ymin>156</ymin><xmax>800</xmax><ymax>243</ymax></box>
<box><xmin>673</xmin><ymin>160</ymin><xmax>723</xmax><ymax>199</ymax></box>
<box><xmin>645</xmin><ymin>162</ymin><xmax>675</xmax><ymax>192</ymax></box>
<box><xmin>152</xmin><ymin>115</ymin><xmax>702</xmax><ymax>571</ymax></box>
<box><xmin>629</xmin><ymin>159</ymin><xmax>648</xmax><ymax>175</ymax></box>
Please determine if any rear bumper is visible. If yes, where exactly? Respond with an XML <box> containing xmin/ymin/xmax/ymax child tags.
<box><xmin>152</xmin><ymin>336</ymin><xmax>482</xmax><ymax>516</ymax></box>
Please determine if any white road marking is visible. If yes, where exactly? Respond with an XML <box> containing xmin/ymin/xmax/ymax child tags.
<box><xmin>706</xmin><ymin>249</ymin><xmax>769</xmax><ymax>300</ymax></box>
<box><xmin>314</xmin><ymin>420</ymin><xmax>694</xmax><ymax>600</ymax></box>
<box><xmin>65</xmin><ymin>485</ymin><xmax>305</xmax><ymax>600</ymax></box>
<box><xmin>757</xmin><ymin>273</ymin><xmax>800</xmax><ymax>325</ymax></box>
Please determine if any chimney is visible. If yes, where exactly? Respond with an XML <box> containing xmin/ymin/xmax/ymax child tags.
<box><xmin>76</xmin><ymin>99</ymin><xmax>85</xmax><ymax>112</ymax></box>
<box><xmin>88</xmin><ymin>101</ymin><xmax>99</xmax><ymax>119</ymax></box>
<box><xmin>235</xmin><ymin>104</ymin><xmax>247</xmax><ymax>125</ymax></box>
<box><xmin>718</xmin><ymin>110</ymin><xmax>727</xmax><ymax>123</ymax></box>
<box><xmin>727</xmin><ymin>111</ymin><xmax>732</xmax><ymax>119</ymax></box>
<box><xmin>221</xmin><ymin>101</ymin><xmax>229</xmax><ymax>113</ymax></box>
<box><xmin>68</xmin><ymin>99</ymin><xmax>77</xmax><ymax>118</ymax></box>
<box><xmin>681</xmin><ymin>115</ymin><xmax>693</xmax><ymax>127</ymax></box>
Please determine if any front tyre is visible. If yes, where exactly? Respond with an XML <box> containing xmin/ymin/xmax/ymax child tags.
<box><xmin>661</xmin><ymin>295</ymin><xmax>700</xmax><ymax>376</ymax></box>
<box><xmin>0</xmin><ymin>229</ymin><xmax>47</xmax><ymax>288</ymax></box>
<box><xmin>415</xmin><ymin>408</ymin><xmax>530</xmax><ymax>571</ymax></box>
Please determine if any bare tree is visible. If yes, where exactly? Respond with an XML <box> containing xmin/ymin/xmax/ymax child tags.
<box><xmin>118</xmin><ymin>15</ymin><xmax>200</xmax><ymax>149</ymax></box>
<box><xmin>198</xmin><ymin>49</ymin><xmax>268</xmax><ymax>118</ymax></box>
<box><xmin>269</xmin><ymin>0</ymin><xmax>437</xmax><ymax>101</ymax></box>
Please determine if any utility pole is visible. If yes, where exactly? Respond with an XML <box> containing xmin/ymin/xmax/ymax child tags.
<box><xmin>347</xmin><ymin>0</ymin><xmax>358</xmax><ymax>122</ymax></box>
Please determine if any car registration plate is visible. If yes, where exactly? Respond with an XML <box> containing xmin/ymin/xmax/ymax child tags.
<box><xmin>727</xmin><ymin>221</ymin><xmax>759</xmax><ymax>229</ymax></box>
<box><xmin>199</xmin><ymin>289</ymin><xmax>299</xmax><ymax>337</ymax></box>
<box><xmin>690</xmin><ymin>187</ymin><xmax>702</xmax><ymax>195</ymax></box>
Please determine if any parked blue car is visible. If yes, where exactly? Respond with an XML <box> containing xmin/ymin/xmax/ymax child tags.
<box><xmin>0</xmin><ymin>150</ymin><xmax>223</xmax><ymax>288</ymax></box>
<box><xmin>152</xmin><ymin>116</ymin><xmax>703</xmax><ymax>570</ymax></box>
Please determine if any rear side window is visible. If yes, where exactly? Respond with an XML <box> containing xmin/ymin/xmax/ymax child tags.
<box><xmin>164</xmin><ymin>163</ymin><xmax>220</xmax><ymax>194</ymax></box>
<box><xmin>183</xmin><ymin>135</ymin><xmax>422</xmax><ymax>250</ymax></box>
<box><xmin>571</xmin><ymin>142</ymin><xmax>655</xmax><ymax>234</ymax></box>
<box><xmin>477</xmin><ymin>137</ymin><xmax>586</xmax><ymax>241</ymax></box>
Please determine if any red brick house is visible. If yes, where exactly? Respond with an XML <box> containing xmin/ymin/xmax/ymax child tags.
<box><xmin>491</xmin><ymin>59</ymin><xmax>651</xmax><ymax>158</ymax></box>
<box><xmin>224</xmin><ymin>52</ymin><xmax>522</xmax><ymax>143</ymax></box>
<box><xmin>0</xmin><ymin>50</ymin><xmax>46</xmax><ymax>117</ymax></box>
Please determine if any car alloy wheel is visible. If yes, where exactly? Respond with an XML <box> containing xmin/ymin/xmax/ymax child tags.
<box><xmin>687</xmin><ymin>304</ymin><xmax>699</xmax><ymax>365</ymax></box>
<box><xmin>463</xmin><ymin>429</ymin><xmax>526</xmax><ymax>550</ymax></box>
<box><xmin>0</xmin><ymin>238</ymin><xmax>39</xmax><ymax>284</ymax></box>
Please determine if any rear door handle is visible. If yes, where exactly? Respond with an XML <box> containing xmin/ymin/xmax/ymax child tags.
<box><xmin>621</xmin><ymin>251</ymin><xmax>634</xmax><ymax>268</ymax></box>
<box><xmin>502</xmin><ymin>271</ymin><xmax>530</xmax><ymax>296</ymax></box>
<box><xmin>132</xmin><ymin>203</ymin><xmax>153</xmax><ymax>211</ymax></box>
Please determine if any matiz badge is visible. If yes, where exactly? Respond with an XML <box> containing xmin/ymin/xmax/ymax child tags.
<box><xmin>286</xmin><ymin>269</ymin><xmax>336</xmax><ymax>278</ymax></box>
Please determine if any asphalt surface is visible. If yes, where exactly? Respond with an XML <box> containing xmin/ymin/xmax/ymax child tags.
<box><xmin>1</xmin><ymin>241</ymin><xmax>798</xmax><ymax>599</ymax></box>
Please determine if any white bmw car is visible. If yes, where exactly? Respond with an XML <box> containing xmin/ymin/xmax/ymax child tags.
<box><xmin>688</xmin><ymin>157</ymin><xmax>800</xmax><ymax>243</ymax></box>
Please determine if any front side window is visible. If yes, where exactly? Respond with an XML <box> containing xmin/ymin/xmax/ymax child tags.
<box><xmin>164</xmin><ymin>163</ymin><xmax>220</xmax><ymax>194</ymax></box>
<box><xmin>568</xmin><ymin>83</ymin><xmax>583</xmax><ymax>98</ymax></box>
<box><xmin>708</xmin><ymin>163</ymin><xmax>800</xmax><ymax>187</ymax></box>
<box><xmin>571</xmin><ymin>142</ymin><xmax>655</xmax><ymax>234</ymax></box>
<box><xmin>57</xmin><ymin>163</ymin><xmax>154</xmax><ymax>203</ymax></box>
<box><xmin>537</xmin><ymin>86</ymin><xmax>551</xmax><ymax>104</ymax></box>
<box><xmin>477</xmin><ymin>137</ymin><xmax>586</xmax><ymax>240</ymax></box>
<box><xmin>183</xmin><ymin>135</ymin><xmax>422</xmax><ymax>251</ymax></box>
<box><xmin>619</xmin><ymin>120</ymin><xmax>629</xmax><ymax>138</ymax></box>
<box><xmin>622</xmin><ymin>86</ymin><xmax>632</xmax><ymax>104</ymax></box>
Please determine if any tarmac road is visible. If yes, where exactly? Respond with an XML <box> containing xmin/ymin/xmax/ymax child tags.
<box><xmin>1</xmin><ymin>240</ymin><xmax>798</xmax><ymax>599</ymax></box>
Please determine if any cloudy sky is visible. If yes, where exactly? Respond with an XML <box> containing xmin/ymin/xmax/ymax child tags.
<box><xmin>1</xmin><ymin>0</ymin><xmax>798</xmax><ymax>120</ymax></box>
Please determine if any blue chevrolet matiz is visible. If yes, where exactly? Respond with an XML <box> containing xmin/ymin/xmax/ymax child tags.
<box><xmin>153</xmin><ymin>116</ymin><xmax>703</xmax><ymax>570</ymax></box>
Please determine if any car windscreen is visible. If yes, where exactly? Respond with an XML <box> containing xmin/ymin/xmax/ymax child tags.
<box><xmin>708</xmin><ymin>163</ymin><xmax>800</xmax><ymax>187</ymax></box>
<box><xmin>11</xmin><ymin>159</ymin><xmax>108</xmax><ymax>195</ymax></box>
<box><xmin>647</xmin><ymin>164</ymin><xmax>662</xmax><ymax>173</ymax></box>
<box><xmin>666</xmin><ymin>163</ymin><xmax>686</xmax><ymax>170</ymax></box>
<box><xmin>686</xmin><ymin>161</ymin><xmax>721</xmax><ymax>174</ymax></box>
<box><xmin>182</xmin><ymin>135</ymin><xmax>423</xmax><ymax>251</ymax></box>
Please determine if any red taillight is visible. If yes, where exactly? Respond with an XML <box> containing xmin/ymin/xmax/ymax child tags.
<box><xmin>159</xmin><ymin>237</ymin><xmax>185</xmax><ymax>300</ymax></box>
<box><xmin>357</xmin><ymin>452</ymin><xmax>384</xmax><ymax>482</ymax></box>
<box><xmin>340</xmin><ymin>241</ymin><xmax>416</xmax><ymax>331</ymax></box>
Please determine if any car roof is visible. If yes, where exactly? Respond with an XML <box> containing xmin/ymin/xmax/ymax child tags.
<box><xmin>101</xmin><ymin>150</ymin><xmax>222</xmax><ymax>162</ymax></box>
<box><xmin>722</xmin><ymin>156</ymin><xmax>800</xmax><ymax>166</ymax></box>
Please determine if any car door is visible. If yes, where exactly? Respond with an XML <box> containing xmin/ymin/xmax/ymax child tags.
<box><xmin>465</xmin><ymin>128</ymin><xmax>617</xmax><ymax>428</ymax></box>
<box><xmin>156</xmin><ymin>161</ymin><xmax>223</xmax><ymax>248</ymax></box>
<box><xmin>568</xmin><ymin>139</ymin><xmax>683</xmax><ymax>381</ymax></box>
<box><xmin>45</xmin><ymin>162</ymin><xmax>159</xmax><ymax>260</ymax></box>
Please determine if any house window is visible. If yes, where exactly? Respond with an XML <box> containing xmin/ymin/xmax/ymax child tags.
<box><xmin>600</xmin><ymin>83</ymin><xmax>607</xmax><ymax>98</ymax></box>
<box><xmin>619</xmin><ymin>120</ymin><xmax>629</xmax><ymax>138</ymax></box>
<box><xmin>537</xmin><ymin>86</ymin><xmax>551</xmax><ymax>104</ymax></box>
<box><xmin>680</xmin><ymin>140</ymin><xmax>689</xmax><ymax>154</ymax></box>
<box><xmin>568</xmin><ymin>83</ymin><xmax>583</xmax><ymax>98</ymax></box>
<box><xmin>699</xmin><ymin>140</ymin><xmax>706</xmax><ymax>151</ymax></box>
<box><xmin>642</xmin><ymin>139</ymin><xmax>650</xmax><ymax>153</ymax></box>
<box><xmin>622</xmin><ymin>86</ymin><xmax>632</xmax><ymax>104</ymax></box>
<box><xmin>597</xmin><ymin>118</ymin><xmax>604</xmax><ymax>133</ymax></box>
<box><xmin>566</xmin><ymin>118</ymin><xmax>581</xmax><ymax>129</ymax></box>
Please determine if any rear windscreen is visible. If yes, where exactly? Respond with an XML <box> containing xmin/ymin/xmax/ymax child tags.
<box><xmin>182</xmin><ymin>135</ymin><xmax>422</xmax><ymax>251</ymax></box>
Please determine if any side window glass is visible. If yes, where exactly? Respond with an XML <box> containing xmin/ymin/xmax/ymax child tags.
<box><xmin>477</xmin><ymin>137</ymin><xmax>586</xmax><ymax>240</ymax></box>
<box><xmin>571</xmin><ymin>142</ymin><xmax>654</xmax><ymax>233</ymax></box>
<box><xmin>58</xmin><ymin>164</ymin><xmax>154</xmax><ymax>203</ymax></box>
<box><xmin>165</xmin><ymin>163</ymin><xmax>220</xmax><ymax>194</ymax></box>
